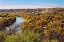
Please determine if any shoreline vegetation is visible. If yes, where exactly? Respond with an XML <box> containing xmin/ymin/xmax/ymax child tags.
<box><xmin>0</xmin><ymin>8</ymin><xmax>64</xmax><ymax>42</ymax></box>
<box><xmin>0</xmin><ymin>13</ymin><xmax>16</xmax><ymax>30</ymax></box>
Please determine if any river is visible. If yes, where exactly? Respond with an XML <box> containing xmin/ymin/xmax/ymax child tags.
<box><xmin>5</xmin><ymin>17</ymin><xmax>25</xmax><ymax>34</ymax></box>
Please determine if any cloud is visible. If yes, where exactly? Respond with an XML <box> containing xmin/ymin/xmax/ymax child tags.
<box><xmin>43</xmin><ymin>4</ymin><xmax>56</xmax><ymax>6</ymax></box>
<box><xmin>0</xmin><ymin>5</ymin><xmax>63</xmax><ymax>9</ymax></box>
<box><xmin>0</xmin><ymin>5</ymin><xmax>49</xmax><ymax>9</ymax></box>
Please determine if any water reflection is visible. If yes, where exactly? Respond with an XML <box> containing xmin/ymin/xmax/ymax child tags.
<box><xmin>5</xmin><ymin>17</ymin><xmax>25</xmax><ymax>34</ymax></box>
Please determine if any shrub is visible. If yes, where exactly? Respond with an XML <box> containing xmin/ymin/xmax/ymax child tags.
<box><xmin>21</xmin><ymin>30</ymin><xmax>40</xmax><ymax>42</ymax></box>
<box><xmin>50</xmin><ymin>39</ymin><xmax>58</xmax><ymax>42</ymax></box>
<box><xmin>4</xmin><ymin>34</ymin><xmax>22</xmax><ymax>42</ymax></box>
<box><xmin>0</xmin><ymin>31</ymin><xmax>5</xmax><ymax>42</ymax></box>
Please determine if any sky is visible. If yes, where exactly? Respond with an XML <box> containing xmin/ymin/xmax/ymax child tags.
<box><xmin>0</xmin><ymin>0</ymin><xmax>64</xmax><ymax>9</ymax></box>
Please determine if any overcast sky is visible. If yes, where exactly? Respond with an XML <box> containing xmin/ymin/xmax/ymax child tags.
<box><xmin>0</xmin><ymin>0</ymin><xmax>64</xmax><ymax>9</ymax></box>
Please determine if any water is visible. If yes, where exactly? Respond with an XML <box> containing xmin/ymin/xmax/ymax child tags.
<box><xmin>5</xmin><ymin>17</ymin><xmax>25</xmax><ymax>34</ymax></box>
<box><xmin>15</xmin><ymin>17</ymin><xmax>25</xmax><ymax>24</ymax></box>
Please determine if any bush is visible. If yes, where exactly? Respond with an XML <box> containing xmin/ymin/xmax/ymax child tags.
<box><xmin>50</xmin><ymin>39</ymin><xmax>58</xmax><ymax>42</ymax></box>
<box><xmin>4</xmin><ymin>34</ymin><xmax>22</xmax><ymax>42</ymax></box>
<box><xmin>21</xmin><ymin>30</ymin><xmax>40</xmax><ymax>42</ymax></box>
<box><xmin>0</xmin><ymin>31</ymin><xmax>5</xmax><ymax>42</ymax></box>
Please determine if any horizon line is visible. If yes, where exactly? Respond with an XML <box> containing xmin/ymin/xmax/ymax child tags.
<box><xmin>0</xmin><ymin>5</ymin><xmax>64</xmax><ymax>9</ymax></box>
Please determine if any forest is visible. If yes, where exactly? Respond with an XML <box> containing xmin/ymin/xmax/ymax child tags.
<box><xmin>0</xmin><ymin>8</ymin><xmax>64</xmax><ymax>42</ymax></box>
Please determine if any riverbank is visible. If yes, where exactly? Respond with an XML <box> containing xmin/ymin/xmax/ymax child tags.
<box><xmin>0</xmin><ymin>17</ymin><xmax>16</xmax><ymax>30</ymax></box>
<box><xmin>4</xmin><ymin>17</ymin><xmax>25</xmax><ymax>35</ymax></box>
